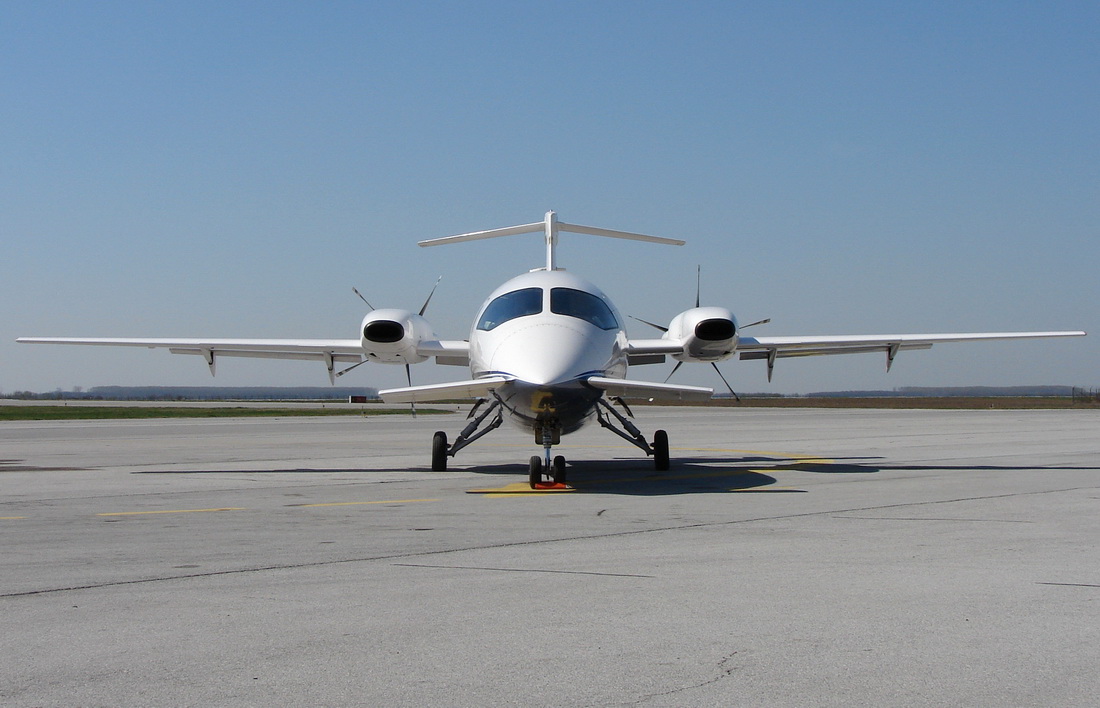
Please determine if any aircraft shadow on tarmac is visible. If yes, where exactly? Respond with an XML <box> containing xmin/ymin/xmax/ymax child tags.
<box><xmin>135</xmin><ymin>456</ymin><xmax>1100</xmax><ymax>496</ymax></box>
<box><xmin>135</xmin><ymin>454</ymin><xmax>884</xmax><ymax>496</ymax></box>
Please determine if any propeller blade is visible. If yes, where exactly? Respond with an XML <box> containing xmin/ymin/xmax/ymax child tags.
<box><xmin>352</xmin><ymin>287</ymin><xmax>374</xmax><ymax>310</ymax></box>
<box><xmin>663</xmin><ymin>360</ymin><xmax>683</xmax><ymax>384</ymax></box>
<box><xmin>405</xmin><ymin>363</ymin><xmax>416</xmax><ymax>417</ymax></box>
<box><xmin>711</xmin><ymin>363</ymin><xmax>741</xmax><ymax>402</ymax></box>
<box><xmin>695</xmin><ymin>265</ymin><xmax>701</xmax><ymax>308</ymax></box>
<box><xmin>419</xmin><ymin>276</ymin><xmax>443</xmax><ymax>317</ymax></box>
<box><xmin>741</xmin><ymin>318</ymin><xmax>771</xmax><ymax>329</ymax></box>
<box><xmin>629</xmin><ymin>314</ymin><xmax>668</xmax><ymax>333</ymax></box>
<box><xmin>334</xmin><ymin>359</ymin><xmax>368</xmax><ymax>378</ymax></box>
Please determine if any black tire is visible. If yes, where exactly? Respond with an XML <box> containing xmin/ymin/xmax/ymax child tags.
<box><xmin>552</xmin><ymin>455</ymin><xmax>567</xmax><ymax>484</ymax></box>
<box><xmin>528</xmin><ymin>455</ymin><xmax>543</xmax><ymax>489</ymax></box>
<box><xmin>653</xmin><ymin>429</ymin><xmax>670</xmax><ymax>471</ymax></box>
<box><xmin>431</xmin><ymin>431</ymin><xmax>448</xmax><ymax>472</ymax></box>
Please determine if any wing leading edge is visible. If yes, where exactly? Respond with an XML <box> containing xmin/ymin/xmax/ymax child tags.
<box><xmin>632</xmin><ymin>330</ymin><xmax>1086</xmax><ymax>381</ymax></box>
<box><xmin>16</xmin><ymin>336</ymin><xmax>471</xmax><ymax>382</ymax></box>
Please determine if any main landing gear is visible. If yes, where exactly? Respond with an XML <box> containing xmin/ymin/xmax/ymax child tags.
<box><xmin>430</xmin><ymin>398</ymin><xmax>503</xmax><ymax>472</ymax></box>
<box><xmin>428</xmin><ymin>397</ymin><xmax>671</xmax><ymax>487</ymax></box>
<box><xmin>596</xmin><ymin>398</ymin><xmax>670</xmax><ymax>472</ymax></box>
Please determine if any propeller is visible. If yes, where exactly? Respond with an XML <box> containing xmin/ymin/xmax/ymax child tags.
<box><xmin>352</xmin><ymin>287</ymin><xmax>374</xmax><ymax>310</ymax></box>
<box><xmin>709</xmin><ymin>362</ymin><xmax>741</xmax><ymax>402</ymax></box>
<box><xmin>629</xmin><ymin>314</ymin><xmax>667</xmax><ymax>333</ymax></box>
<box><xmin>349</xmin><ymin>278</ymin><xmax>441</xmax><ymax>415</ymax></box>
<box><xmin>419</xmin><ymin>276</ymin><xmax>442</xmax><ymax>316</ymax></box>
<box><xmin>637</xmin><ymin>265</ymin><xmax>771</xmax><ymax>403</ymax></box>
<box><xmin>695</xmin><ymin>264</ymin><xmax>701</xmax><ymax>308</ymax></box>
<box><xmin>335</xmin><ymin>359</ymin><xmax>368</xmax><ymax>378</ymax></box>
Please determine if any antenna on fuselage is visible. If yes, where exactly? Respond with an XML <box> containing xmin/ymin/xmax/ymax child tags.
<box><xmin>417</xmin><ymin>211</ymin><xmax>685</xmax><ymax>270</ymax></box>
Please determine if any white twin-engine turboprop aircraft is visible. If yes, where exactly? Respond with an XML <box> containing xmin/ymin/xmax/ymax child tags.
<box><xmin>18</xmin><ymin>212</ymin><xmax>1086</xmax><ymax>488</ymax></box>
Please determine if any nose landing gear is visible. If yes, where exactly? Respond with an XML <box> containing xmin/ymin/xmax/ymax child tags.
<box><xmin>529</xmin><ymin>421</ymin><xmax>569</xmax><ymax>489</ymax></box>
<box><xmin>528</xmin><ymin>455</ymin><xmax>568</xmax><ymax>489</ymax></box>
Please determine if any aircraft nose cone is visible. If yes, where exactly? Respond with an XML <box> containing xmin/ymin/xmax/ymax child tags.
<box><xmin>489</xmin><ymin>321</ymin><xmax>597</xmax><ymax>385</ymax></box>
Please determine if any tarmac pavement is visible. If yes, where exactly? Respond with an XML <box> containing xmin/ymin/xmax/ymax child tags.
<box><xmin>2</xmin><ymin>406</ymin><xmax>1098</xmax><ymax>706</ymax></box>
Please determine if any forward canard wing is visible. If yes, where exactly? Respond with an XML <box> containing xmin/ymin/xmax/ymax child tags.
<box><xmin>378</xmin><ymin>376</ymin><xmax>513</xmax><ymax>403</ymax></box>
<box><xmin>584</xmin><ymin>376</ymin><xmax>713</xmax><ymax>401</ymax></box>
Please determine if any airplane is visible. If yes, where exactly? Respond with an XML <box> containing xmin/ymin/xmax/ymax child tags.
<box><xmin>18</xmin><ymin>212</ymin><xmax>1086</xmax><ymax>489</ymax></box>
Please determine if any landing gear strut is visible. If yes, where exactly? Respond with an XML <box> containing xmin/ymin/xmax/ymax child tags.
<box><xmin>431</xmin><ymin>397</ymin><xmax>670</xmax><ymax>484</ymax></box>
<box><xmin>430</xmin><ymin>398</ymin><xmax>503</xmax><ymax>472</ymax></box>
<box><xmin>595</xmin><ymin>399</ymin><xmax>671</xmax><ymax>471</ymax></box>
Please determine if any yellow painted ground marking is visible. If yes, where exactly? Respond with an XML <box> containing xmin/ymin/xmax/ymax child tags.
<box><xmin>1</xmin><ymin>516</ymin><xmax>27</xmax><ymax>520</ymax></box>
<box><xmin>97</xmin><ymin>507</ymin><xmax>245</xmax><ymax>516</ymax></box>
<box><xmin>296</xmin><ymin>499</ymin><xmax>438</xmax><ymax>507</ymax></box>
<box><xmin>467</xmin><ymin>482</ymin><xmax>575</xmax><ymax>497</ymax></box>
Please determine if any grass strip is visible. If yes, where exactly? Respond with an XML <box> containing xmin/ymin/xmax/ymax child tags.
<box><xmin>0</xmin><ymin>406</ymin><xmax>450</xmax><ymax>421</ymax></box>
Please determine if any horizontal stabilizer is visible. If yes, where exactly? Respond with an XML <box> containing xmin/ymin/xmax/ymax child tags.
<box><xmin>419</xmin><ymin>211</ymin><xmax>683</xmax><ymax>271</ymax></box>
<box><xmin>585</xmin><ymin>376</ymin><xmax>713</xmax><ymax>401</ymax></box>
<box><xmin>379</xmin><ymin>376</ymin><xmax>513</xmax><ymax>403</ymax></box>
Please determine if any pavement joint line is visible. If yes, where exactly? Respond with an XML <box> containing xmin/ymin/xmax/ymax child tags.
<box><xmin>392</xmin><ymin>563</ymin><xmax>655</xmax><ymax>578</ymax></box>
<box><xmin>832</xmin><ymin>515</ymin><xmax>1036</xmax><ymax>523</ymax></box>
<box><xmin>3</xmin><ymin>483</ymin><xmax>1094</xmax><ymax>600</ymax></box>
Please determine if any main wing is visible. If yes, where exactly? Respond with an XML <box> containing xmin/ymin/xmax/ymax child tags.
<box><xmin>15</xmin><ymin>336</ymin><xmax>471</xmax><ymax>383</ymax></box>
<box><xmin>627</xmin><ymin>330</ymin><xmax>1086</xmax><ymax>381</ymax></box>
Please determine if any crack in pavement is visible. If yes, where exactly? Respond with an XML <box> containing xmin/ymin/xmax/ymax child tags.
<box><xmin>3</xmin><ymin>484</ymin><xmax>1094</xmax><ymax>599</ymax></box>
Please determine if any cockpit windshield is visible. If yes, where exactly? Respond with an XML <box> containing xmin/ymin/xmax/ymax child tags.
<box><xmin>476</xmin><ymin>287</ymin><xmax>543</xmax><ymax>331</ymax></box>
<box><xmin>550</xmin><ymin>288</ymin><xmax>620</xmax><ymax>330</ymax></box>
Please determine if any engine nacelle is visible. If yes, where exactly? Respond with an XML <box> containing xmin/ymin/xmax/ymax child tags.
<box><xmin>360</xmin><ymin>308</ymin><xmax>437</xmax><ymax>364</ymax></box>
<box><xmin>665</xmin><ymin>306</ymin><xmax>738</xmax><ymax>362</ymax></box>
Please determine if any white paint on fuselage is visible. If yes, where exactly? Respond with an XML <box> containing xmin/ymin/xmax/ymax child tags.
<box><xmin>469</xmin><ymin>270</ymin><xmax>628</xmax><ymax>435</ymax></box>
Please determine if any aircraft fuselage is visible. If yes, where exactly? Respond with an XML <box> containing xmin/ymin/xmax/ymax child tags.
<box><xmin>468</xmin><ymin>269</ymin><xmax>628</xmax><ymax>436</ymax></box>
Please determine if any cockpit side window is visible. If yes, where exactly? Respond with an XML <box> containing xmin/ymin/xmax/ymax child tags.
<box><xmin>476</xmin><ymin>287</ymin><xmax>543</xmax><ymax>331</ymax></box>
<box><xmin>550</xmin><ymin>288</ymin><xmax>620</xmax><ymax>330</ymax></box>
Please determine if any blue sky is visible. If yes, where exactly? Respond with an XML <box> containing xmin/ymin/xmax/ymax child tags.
<box><xmin>3</xmin><ymin>1</ymin><xmax>1096</xmax><ymax>394</ymax></box>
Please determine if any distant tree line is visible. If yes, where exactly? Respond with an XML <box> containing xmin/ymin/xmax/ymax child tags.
<box><xmin>1071</xmin><ymin>387</ymin><xmax>1100</xmax><ymax>403</ymax></box>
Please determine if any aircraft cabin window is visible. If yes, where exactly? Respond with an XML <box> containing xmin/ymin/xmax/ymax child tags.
<box><xmin>550</xmin><ymin>288</ymin><xmax>620</xmax><ymax>330</ymax></box>
<box><xmin>476</xmin><ymin>287</ymin><xmax>543</xmax><ymax>331</ymax></box>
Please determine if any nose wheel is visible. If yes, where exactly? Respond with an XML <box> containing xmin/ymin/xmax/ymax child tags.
<box><xmin>529</xmin><ymin>454</ymin><xmax>568</xmax><ymax>489</ymax></box>
<box><xmin>528</xmin><ymin>456</ymin><xmax>542</xmax><ymax>488</ymax></box>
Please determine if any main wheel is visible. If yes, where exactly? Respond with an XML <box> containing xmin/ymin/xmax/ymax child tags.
<box><xmin>653</xmin><ymin>429</ymin><xmax>670</xmax><ymax>471</ymax></box>
<box><xmin>552</xmin><ymin>455</ymin><xmax>567</xmax><ymax>484</ymax></box>
<box><xmin>431</xmin><ymin>431</ymin><xmax>448</xmax><ymax>471</ymax></box>
<box><xmin>528</xmin><ymin>456</ymin><xmax>543</xmax><ymax>489</ymax></box>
